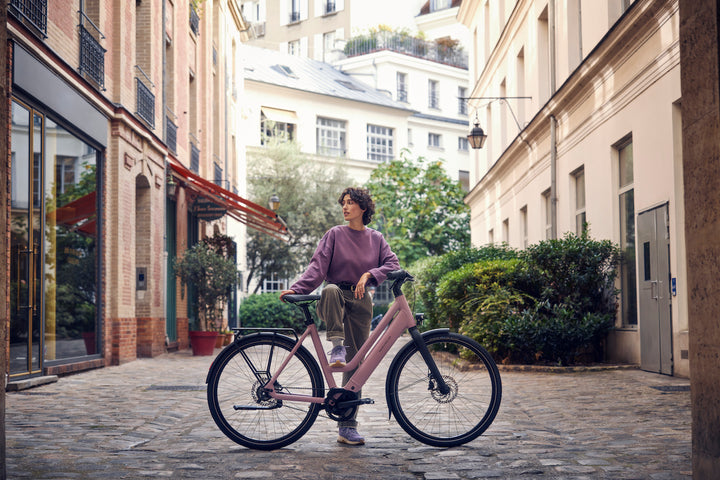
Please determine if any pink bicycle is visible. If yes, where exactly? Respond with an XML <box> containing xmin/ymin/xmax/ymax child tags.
<box><xmin>207</xmin><ymin>270</ymin><xmax>502</xmax><ymax>450</ymax></box>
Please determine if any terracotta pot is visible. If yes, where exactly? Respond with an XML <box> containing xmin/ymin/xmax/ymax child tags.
<box><xmin>189</xmin><ymin>331</ymin><xmax>219</xmax><ymax>356</ymax></box>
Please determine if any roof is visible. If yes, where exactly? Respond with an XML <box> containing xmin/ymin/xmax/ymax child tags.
<box><xmin>241</xmin><ymin>46</ymin><xmax>414</xmax><ymax>112</ymax></box>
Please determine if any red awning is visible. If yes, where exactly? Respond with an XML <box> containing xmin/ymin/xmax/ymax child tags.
<box><xmin>168</xmin><ymin>161</ymin><xmax>288</xmax><ymax>241</ymax></box>
<box><xmin>50</xmin><ymin>191</ymin><xmax>97</xmax><ymax>236</ymax></box>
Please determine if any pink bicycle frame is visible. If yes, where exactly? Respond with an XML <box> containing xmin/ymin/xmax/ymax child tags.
<box><xmin>262</xmin><ymin>294</ymin><xmax>416</xmax><ymax>404</ymax></box>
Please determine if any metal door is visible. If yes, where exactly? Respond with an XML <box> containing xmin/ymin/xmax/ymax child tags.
<box><xmin>9</xmin><ymin>101</ymin><xmax>43</xmax><ymax>378</ymax></box>
<box><xmin>637</xmin><ymin>204</ymin><xmax>672</xmax><ymax>374</ymax></box>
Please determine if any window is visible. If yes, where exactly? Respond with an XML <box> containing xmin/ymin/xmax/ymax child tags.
<box><xmin>430</xmin><ymin>0</ymin><xmax>452</xmax><ymax>12</ymax></box>
<box><xmin>458</xmin><ymin>136</ymin><xmax>469</xmax><ymax>151</ymax></box>
<box><xmin>428</xmin><ymin>133</ymin><xmax>441</xmax><ymax>148</ymax></box>
<box><xmin>428</xmin><ymin>80</ymin><xmax>440</xmax><ymax>109</ymax></box>
<box><xmin>323</xmin><ymin>31</ymin><xmax>336</xmax><ymax>61</ymax></box>
<box><xmin>520</xmin><ymin>205</ymin><xmax>528</xmax><ymax>248</ymax></box>
<box><xmin>290</xmin><ymin>0</ymin><xmax>301</xmax><ymax>22</ymax></box>
<box><xmin>408</xmin><ymin>128</ymin><xmax>413</xmax><ymax>147</ymax></box>
<box><xmin>502</xmin><ymin>218</ymin><xmax>509</xmax><ymax>243</ymax></box>
<box><xmin>262</xmin><ymin>273</ymin><xmax>287</xmax><ymax>293</ymax></box>
<box><xmin>542</xmin><ymin>188</ymin><xmax>552</xmax><ymax>240</ymax></box>
<box><xmin>617</xmin><ymin>138</ymin><xmax>636</xmax><ymax>327</ymax></box>
<box><xmin>573</xmin><ymin>167</ymin><xmax>586</xmax><ymax>234</ymax></box>
<box><xmin>488</xmin><ymin>228</ymin><xmax>494</xmax><ymax>245</ymax></box>
<box><xmin>459</xmin><ymin>170</ymin><xmax>469</xmax><ymax>192</ymax></box>
<box><xmin>397</xmin><ymin>72</ymin><xmax>408</xmax><ymax>102</ymax></box>
<box><xmin>214</xmin><ymin>162</ymin><xmax>223</xmax><ymax>187</ymax></box>
<box><xmin>317</xmin><ymin>117</ymin><xmax>346</xmax><ymax>157</ymax></box>
<box><xmin>367</xmin><ymin>124</ymin><xmax>394</xmax><ymax>162</ymax></box>
<box><xmin>458</xmin><ymin>87</ymin><xmax>467</xmax><ymax>115</ymax></box>
<box><xmin>261</xmin><ymin>112</ymin><xmax>295</xmax><ymax>144</ymax></box>
<box><xmin>288</xmin><ymin>40</ymin><xmax>300</xmax><ymax>56</ymax></box>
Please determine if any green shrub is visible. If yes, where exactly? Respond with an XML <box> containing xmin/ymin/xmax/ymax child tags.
<box><xmin>503</xmin><ymin>301</ymin><xmax>615</xmax><ymax>364</ymax></box>
<box><xmin>239</xmin><ymin>293</ymin><xmax>321</xmax><ymax>332</ymax></box>
<box><xmin>520</xmin><ymin>231</ymin><xmax>620</xmax><ymax>317</ymax></box>
<box><xmin>411</xmin><ymin>245</ymin><xmax>517</xmax><ymax>330</ymax></box>
<box><xmin>427</xmin><ymin>232</ymin><xmax>621</xmax><ymax>365</ymax></box>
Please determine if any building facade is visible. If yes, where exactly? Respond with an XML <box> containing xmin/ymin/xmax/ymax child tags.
<box><xmin>459</xmin><ymin>0</ymin><xmax>688</xmax><ymax>376</ymax></box>
<box><xmin>5</xmin><ymin>0</ymin><xmax>282</xmax><ymax>383</ymax></box>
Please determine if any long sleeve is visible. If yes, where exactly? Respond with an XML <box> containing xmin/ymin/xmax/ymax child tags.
<box><xmin>290</xmin><ymin>226</ymin><xmax>400</xmax><ymax>294</ymax></box>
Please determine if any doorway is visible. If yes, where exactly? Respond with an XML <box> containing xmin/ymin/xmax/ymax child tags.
<box><xmin>9</xmin><ymin>98</ymin><xmax>101</xmax><ymax>379</ymax></box>
<box><xmin>637</xmin><ymin>203</ymin><xmax>673</xmax><ymax>374</ymax></box>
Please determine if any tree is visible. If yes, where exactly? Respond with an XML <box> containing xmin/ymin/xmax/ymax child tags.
<box><xmin>366</xmin><ymin>151</ymin><xmax>470</xmax><ymax>266</ymax></box>
<box><xmin>174</xmin><ymin>235</ymin><xmax>239</xmax><ymax>332</ymax></box>
<box><xmin>246</xmin><ymin>139</ymin><xmax>350</xmax><ymax>293</ymax></box>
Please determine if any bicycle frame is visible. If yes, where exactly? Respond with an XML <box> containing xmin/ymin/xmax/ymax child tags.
<box><xmin>260</xmin><ymin>293</ymin><xmax>416</xmax><ymax>404</ymax></box>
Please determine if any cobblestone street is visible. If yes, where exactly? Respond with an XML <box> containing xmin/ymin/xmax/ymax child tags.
<box><xmin>6</xmin><ymin>337</ymin><xmax>691</xmax><ymax>479</ymax></box>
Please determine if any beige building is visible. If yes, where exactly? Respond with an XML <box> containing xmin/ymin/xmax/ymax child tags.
<box><xmin>459</xmin><ymin>0</ymin><xmax>688</xmax><ymax>376</ymax></box>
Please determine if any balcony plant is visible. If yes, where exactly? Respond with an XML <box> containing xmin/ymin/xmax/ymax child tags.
<box><xmin>174</xmin><ymin>234</ymin><xmax>239</xmax><ymax>355</ymax></box>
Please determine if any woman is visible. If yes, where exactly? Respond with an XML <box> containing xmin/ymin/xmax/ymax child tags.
<box><xmin>280</xmin><ymin>187</ymin><xmax>400</xmax><ymax>445</ymax></box>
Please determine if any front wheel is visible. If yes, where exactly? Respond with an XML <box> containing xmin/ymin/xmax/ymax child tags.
<box><xmin>207</xmin><ymin>333</ymin><xmax>324</xmax><ymax>450</ymax></box>
<box><xmin>386</xmin><ymin>331</ymin><xmax>502</xmax><ymax>447</ymax></box>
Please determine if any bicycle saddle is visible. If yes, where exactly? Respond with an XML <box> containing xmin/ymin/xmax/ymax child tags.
<box><xmin>282</xmin><ymin>294</ymin><xmax>321</xmax><ymax>304</ymax></box>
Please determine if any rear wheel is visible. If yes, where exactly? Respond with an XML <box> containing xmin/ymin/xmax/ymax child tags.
<box><xmin>386</xmin><ymin>331</ymin><xmax>502</xmax><ymax>447</ymax></box>
<box><xmin>207</xmin><ymin>333</ymin><xmax>324</xmax><ymax>450</ymax></box>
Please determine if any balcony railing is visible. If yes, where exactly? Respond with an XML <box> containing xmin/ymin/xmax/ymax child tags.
<box><xmin>189</xmin><ymin>3</ymin><xmax>200</xmax><ymax>35</ymax></box>
<box><xmin>8</xmin><ymin>0</ymin><xmax>47</xmax><ymax>36</ymax></box>
<box><xmin>166</xmin><ymin>115</ymin><xmax>178</xmax><ymax>154</ymax></box>
<box><xmin>78</xmin><ymin>12</ymin><xmax>106</xmax><ymax>89</ymax></box>
<box><xmin>325</xmin><ymin>1</ymin><xmax>336</xmax><ymax>14</ymax></box>
<box><xmin>289</xmin><ymin>10</ymin><xmax>301</xmax><ymax>23</ymax></box>
<box><xmin>136</xmin><ymin>78</ymin><xmax>155</xmax><ymax>128</ymax></box>
<box><xmin>397</xmin><ymin>88</ymin><xmax>408</xmax><ymax>102</ymax></box>
<box><xmin>344</xmin><ymin>31</ymin><xmax>468</xmax><ymax>70</ymax></box>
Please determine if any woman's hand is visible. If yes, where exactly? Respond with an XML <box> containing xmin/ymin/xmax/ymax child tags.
<box><xmin>354</xmin><ymin>273</ymin><xmax>373</xmax><ymax>299</ymax></box>
<box><xmin>279</xmin><ymin>290</ymin><xmax>296</xmax><ymax>302</ymax></box>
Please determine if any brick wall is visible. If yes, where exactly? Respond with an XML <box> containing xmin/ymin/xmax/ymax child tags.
<box><xmin>136</xmin><ymin>317</ymin><xmax>166</xmax><ymax>357</ymax></box>
<box><xmin>109</xmin><ymin>317</ymin><xmax>137</xmax><ymax>365</ymax></box>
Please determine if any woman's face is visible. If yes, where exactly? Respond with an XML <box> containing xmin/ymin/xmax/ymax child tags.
<box><xmin>341</xmin><ymin>194</ymin><xmax>365</xmax><ymax>224</ymax></box>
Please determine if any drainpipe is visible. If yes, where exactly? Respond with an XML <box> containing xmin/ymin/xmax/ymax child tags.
<box><xmin>161</xmin><ymin>0</ymin><xmax>169</xmax><ymax>339</ymax></box>
<box><xmin>549</xmin><ymin>0</ymin><xmax>558</xmax><ymax>240</ymax></box>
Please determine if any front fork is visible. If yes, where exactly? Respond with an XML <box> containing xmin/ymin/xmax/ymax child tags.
<box><xmin>408</xmin><ymin>326</ymin><xmax>451</xmax><ymax>395</ymax></box>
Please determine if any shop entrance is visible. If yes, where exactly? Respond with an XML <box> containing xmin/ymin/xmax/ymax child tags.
<box><xmin>9</xmin><ymin>98</ymin><xmax>100</xmax><ymax>379</ymax></box>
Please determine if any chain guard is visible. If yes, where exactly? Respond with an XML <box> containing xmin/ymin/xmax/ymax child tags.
<box><xmin>323</xmin><ymin>388</ymin><xmax>359</xmax><ymax>422</ymax></box>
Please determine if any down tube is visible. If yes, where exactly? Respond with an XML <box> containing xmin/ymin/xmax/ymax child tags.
<box><xmin>343</xmin><ymin>295</ymin><xmax>416</xmax><ymax>393</ymax></box>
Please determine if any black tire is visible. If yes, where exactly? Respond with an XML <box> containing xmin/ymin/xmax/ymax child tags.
<box><xmin>207</xmin><ymin>333</ymin><xmax>324</xmax><ymax>450</ymax></box>
<box><xmin>385</xmin><ymin>331</ymin><xmax>502</xmax><ymax>447</ymax></box>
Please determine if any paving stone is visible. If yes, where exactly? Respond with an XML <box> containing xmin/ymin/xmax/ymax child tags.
<box><xmin>6</xmin><ymin>338</ymin><xmax>692</xmax><ymax>479</ymax></box>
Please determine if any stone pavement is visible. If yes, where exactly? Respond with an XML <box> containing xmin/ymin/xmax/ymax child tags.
<box><xmin>6</xmin><ymin>335</ymin><xmax>691</xmax><ymax>479</ymax></box>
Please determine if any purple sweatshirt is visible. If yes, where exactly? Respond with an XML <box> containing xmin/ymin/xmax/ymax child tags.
<box><xmin>290</xmin><ymin>225</ymin><xmax>400</xmax><ymax>294</ymax></box>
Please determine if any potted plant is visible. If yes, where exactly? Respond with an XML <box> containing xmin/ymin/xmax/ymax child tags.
<box><xmin>174</xmin><ymin>235</ymin><xmax>239</xmax><ymax>355</ymax></box>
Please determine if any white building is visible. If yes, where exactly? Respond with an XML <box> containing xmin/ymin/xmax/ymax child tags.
<box><xmin>240</xmin><ymin>45</ymin><xmax>414</xmax><ymax>184</ymax></box>
<box><xmin>335</xmin><ymin>39</ymin><xmax>471</xmax><ymax>187</ymax></box>
<box><xmin>241</xmin><ymin>0</ymin><xmax>472</xmax><ymax>185</ymax></box>
<box><xmin>459</xmin><ymin>0</ymin><xmax>687</xmax><ymax>376</ymax></box>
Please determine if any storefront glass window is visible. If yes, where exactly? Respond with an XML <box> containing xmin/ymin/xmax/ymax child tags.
<box><xmin>44</xmin><ymin>118</ymin><xmax>99</xmax><ymax>360</ymax></box>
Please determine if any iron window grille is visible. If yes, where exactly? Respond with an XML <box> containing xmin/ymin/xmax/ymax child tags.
<box><xmin>213</xmin><ymin>161</ymin><xmax>223</xmax><ymax>187</ymax></box>
<box><xmin>8</xmin><ymin>0</ymin><xmax>47</xmax><ymax>37</ymax></box>
<box><xmin>78</xmin><ymin>11</ymin><xmax>106</xmax><ymax>89</ymax></box>
<box><xmin>325</xmin><ymin>1</ymin><xmax>336</xmax><ymax>14</ymax></box>
<box><xmin>190</xmin><ymin>3</ymin><xmax>200</xmax><ymax>35</ymax></box>
<box><xmin>290</xmin><ymin>10</ymin><xmax>301</xmax><ymax>23</ymax></box>
<box><xmin>135</xmin><ymin>66</ymin><xmax>155</xmax><ymax>128</ymax></box>
<box><xmin>190</xmin><ymin>141</ymin><xmax>200</xmax><ymax>173</ymax></box>
<box><xmin>166</xmin><ymin>115</ymin><xmax>178</xmax><ymax>154</ymax></box>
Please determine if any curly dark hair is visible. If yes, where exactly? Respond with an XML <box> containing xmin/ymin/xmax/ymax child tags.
<box><xmin>338</xmin><ymin>187</ymin><xmax>375</xmax><ymax>225</ymax></box>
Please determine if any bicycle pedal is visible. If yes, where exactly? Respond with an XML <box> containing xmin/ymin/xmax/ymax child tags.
<box><xmin>359</xmin><ymin>398</ymin><xmax>374</xmax><ymax>405</ymax></box>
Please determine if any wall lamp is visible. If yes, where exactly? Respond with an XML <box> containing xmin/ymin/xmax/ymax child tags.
<box><xmin>462</xmin><ymin>97</ymin><xmax>532</xmax><ymax>149</ymax></box>
<box><xmin>268</xmin><ymin>193</ymin><xmax>280</xmax><ymax>212</ymax></box>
